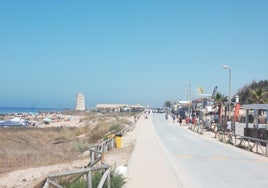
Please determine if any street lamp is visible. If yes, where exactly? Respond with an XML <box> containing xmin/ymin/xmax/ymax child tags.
<box><xmin>222</xmin><ymin>65</ymin><xmax>231</xmax><ymax>119</ymax></box>
<box><xmin>185</xmin><ymin>82</ymin><xmax>191</xmax><ymax>118</ymax></box>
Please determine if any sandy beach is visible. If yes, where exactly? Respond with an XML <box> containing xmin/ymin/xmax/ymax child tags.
<box><xmin>0</xmin><ymin>112</ymin><xmax>137</xmax><ymax>188</ymax></box>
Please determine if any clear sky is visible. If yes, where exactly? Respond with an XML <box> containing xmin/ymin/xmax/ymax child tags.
<box><xmin>0</xmin><ymin>0</ymin><xmax>267</xmax><ymax>109</ymax></box>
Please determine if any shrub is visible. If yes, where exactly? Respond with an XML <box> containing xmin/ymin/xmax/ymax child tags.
<box><xmin>91</xmin><ymin>169</ymin><xmax>126</xmax><ymax>188</ymax></box>
<box><xmin>89</xmin><ymin>123</ymin><xmax>109</xmax><ymax>142</ymax></box>
<box><xmin>72</xmin><ymin>141</ymin><xmax>90</xmax><ymax>153</ymax></box>
<box><xmin>110</xmin><ymin>170</ymin><xmax>126</xmax><ymax>188</ymax></box>
<box><xmin>61</xmin><ymin>169</ymin><xmax>126</xmax><ymax>188</ymax></box>
<box><xmin>109</xmin><ymin>124</ymin><xmax>121</xmax><ymax>132</ymax></box>
<box><xmin>63</xmin><ymin>178</ymin><xmax>87</xmax><ymax>188</ymax></box>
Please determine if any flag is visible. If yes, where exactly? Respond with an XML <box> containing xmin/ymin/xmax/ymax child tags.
<box><xmin>197</xmin><ymin>86</ymin><xmax>205</xmax><ymax>94</ymax></box>
<box><xmin>212</xmin><ymin>86</ymin><xmax>218</xmax><ymax>98</ymax></box>
<box><xmin>234</xmin><ymin>103</ymin><xmax>240</xmax><ymax>122</ymax></box>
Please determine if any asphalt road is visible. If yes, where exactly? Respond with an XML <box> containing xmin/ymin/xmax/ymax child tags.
<box><xmin>152</xmin><ymin>113</ymin><xmax>268</xmax><ymax>188</ymax></box>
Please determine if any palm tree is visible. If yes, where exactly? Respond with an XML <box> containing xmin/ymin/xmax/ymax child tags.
<box><xmin>249</xmin><ymin>88</ymin><xmax>268</xmax><ymax>104</ymax></box>
<box><xmin>236</xmin><ymin>80</ymin><xmax>268</xmax><ymax>104</ymax></box>
<box><xmin>213</xmin><ymin>92</ymin><xmax>228</xmax><ymax>125</ymax></box>
<box><xmin>249</xmin><ymin>88</ymin><xmax>268</xmax><ymax>115</ymax></box>
<box><xmin>214</xmin><ymin>92</ymin><xmax>228</xmax><ymax>107</ymax></box>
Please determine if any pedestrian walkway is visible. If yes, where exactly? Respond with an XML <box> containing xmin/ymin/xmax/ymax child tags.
<box><xmin>124</xmin><ymin>114</ymin><xmax>180</xmax><ymax>188</ymax></box>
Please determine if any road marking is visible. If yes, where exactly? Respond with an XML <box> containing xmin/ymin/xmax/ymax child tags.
<box><xmin>176</xmin><ymin>154</ymin><xmax>192</xmax><ymax>159</ymax></box>
<box><xmin>254</xmin><ymin>159</ymin><xmax>268</xmax><ymax>163</ymax></box>
<box><xmin>210</xmin><ymin>155</ymin><xmax>228</xmax><ymax>160</ymax></box>
<box><xmin>176</xmin><ymin>154</ymin><xmax>229</xmax><ymax>160</ymax></box>
<box><xmin>176</xmin><ymin>154</ymin><xmax>268</xmax><ymax>162</ymax></box>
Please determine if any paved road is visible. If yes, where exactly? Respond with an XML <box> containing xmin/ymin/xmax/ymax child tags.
<box><xmin>152</xmin><ymin>113</ymin><xmax>268</xmax><ymax>188</ymax></box>
<box><xmin>125</xmin><ymin>114</ymin><xmax>180</xmax><ymax>188</ymax></box>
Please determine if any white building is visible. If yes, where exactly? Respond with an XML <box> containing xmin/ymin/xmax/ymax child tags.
<box><xmin>95</xmin><ymin>104</ymin><xmax>145</xmax><ymax>113</ymax></box>
<box><xmin>75</xmin><ymin>93</ymin><xmax>86</xmax><ymax>111</ymax></box>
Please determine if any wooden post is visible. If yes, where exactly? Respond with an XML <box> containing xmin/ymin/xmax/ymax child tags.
<box><xmin>256</xmin><ymin>141</ymin><xmax>258</xmax><ymax>153</ymax></box>
<box><xmin>101</xmin><ymin>152</ymin><xmax>105</xmax><ymax>164</ymax></box>
<box><xmin>87</xmin><ymin>171</ymin><xmax>92</xmax><ymax>188</ymax></box>
<box><xmin>107</xmin><ymin>169</ymin><xmax>111</xmax><ymax>188</ymax></box>
<box><xmin>266</xmin><ymin>140</ymin><xmax>268</xmax><ymax>157</ymax></box>
<box><xmin>246</xmin><ymin>110</ymin><xmax>249</xmax><ymax>128</ymax></box>
<box><xmin>90</xmin><ymin>150</ymin><xmax>94</xmax><ymax>166</ymax></box>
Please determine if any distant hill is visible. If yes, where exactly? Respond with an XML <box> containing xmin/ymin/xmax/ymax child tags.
<box><xmin>235</xmin><ymin>80</ymin><xmax>268</xmax><ymax>104</ymax></box>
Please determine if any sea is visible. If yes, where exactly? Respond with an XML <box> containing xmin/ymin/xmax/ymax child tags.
<box><xmin>0</xmin><ymin>106</ymin><xmax>66</xmax><ymax>115</ymax></box>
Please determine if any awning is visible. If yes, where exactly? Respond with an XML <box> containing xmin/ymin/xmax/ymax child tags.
<box><xmin>242</xmin><ymin>104</ymin><xmax>268</xmax><ymax>110</ymax></box>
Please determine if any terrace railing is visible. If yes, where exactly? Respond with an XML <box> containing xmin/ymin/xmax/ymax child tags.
<box><xmin>217</xmin><ymin>131</ymin><xmax>268</xmax><ymax>157</ymax></box>
<box><xmin>187</xmin><ymin>123</ymin><xmax>268</xmax><ymax>157</ymax></box>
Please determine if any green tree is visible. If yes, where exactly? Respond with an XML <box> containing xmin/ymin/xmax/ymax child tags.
<box><xmin>236</xmin><ymin>80</ymin><xmax>268</xmax><ymax>104</ymax></box>
<box><xmin>249</xmin><ymin>87</ymin><xmax>268</xmax><ymax>115</ymax></box>
<box><xmin>214</xmin><ymin>92</ymin><xmax>228</xmax><ymax>107</ymax></box>
<box><xmin>163</xmin><ymin>101</ymin><xmax>172</xmax><ymax>108</ymax></box>
<box><xmin>213</xmin><ymin>92</ymin><xmax>228</xmax><ymax>124</ymax></box>
<box><xmin>249</xmin><ymin>87</ymin><xmax>268</xmax><ymax>104</ymax></box>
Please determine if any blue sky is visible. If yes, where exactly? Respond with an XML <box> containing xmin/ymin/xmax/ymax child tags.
<box><xmin>0</xmin><ymin>0</ymin><xmax>267</xmax><ymax>108</ymax></box>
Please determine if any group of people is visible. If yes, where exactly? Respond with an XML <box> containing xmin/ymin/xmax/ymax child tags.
<box><xmin>165</xmin><ymin>113</ymin><xmax>233</xmax><ymax>139</ymax></box>
<box><xmin>144</xmin><ymin>110</ymin><xmax>150</xmax><ymax>119</ymax></box>
<box><xmin>210</xmin><ymin>118</ymin><xmax>232</xmax><ymax>138</ymax></box>
<box><xmin>166</xmin><ymin>113</ymin><xmax>199</xmax><ymax>126</ymax></box>
<box><xmin>165</xmin><ymin>114</ymin><xmax>181</xmax><ymax>124</ymax></box>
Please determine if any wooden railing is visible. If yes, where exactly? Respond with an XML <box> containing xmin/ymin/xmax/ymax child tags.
<box><xmin>45</xmin><ymin>164</ymin><xmax>110</xmax><ymax>188</ymax></box>
<box><xmin>187</xmin><ymin>123</ymin><xmax>268</xmax><ymax>157</ymax></box>
<box><xmin>43</xmin><ymin>122</ymin><xmax>135</xmax><ymax>188</ymax></box>
<box><xmin>188</xmin><ymin>123</ymin><xmax>203</xmax><ymax>134</ymax></box>
<box><xmin>217</xmin><ymin>131</ymin><xmax>268</xmax><ymax>157</ymax></box>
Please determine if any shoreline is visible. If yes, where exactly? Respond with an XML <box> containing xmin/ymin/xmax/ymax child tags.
<box><xmin>0</xmin><ymin>106</ymin><xmax>67</xmax><ymax>115</ymax></box>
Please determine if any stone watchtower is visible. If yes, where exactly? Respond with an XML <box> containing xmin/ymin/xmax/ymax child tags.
<box><xmin>75</xmin><ymin>93</ymin><xmax>86</xmax><ymax>111</ymax></box>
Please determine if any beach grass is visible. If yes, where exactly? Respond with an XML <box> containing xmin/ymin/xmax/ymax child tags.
<box><xmin>0</xmin><ymin>112</ymin><xmax>133</xmax><ymax>174</ymax></box>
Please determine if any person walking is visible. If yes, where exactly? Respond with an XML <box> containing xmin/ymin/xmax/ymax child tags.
<box><xmin>179</xmin><ymin>116</ymin><xmax>182</xmax><ymax>126</ymax></box>
<box><xmin>165</xmin><ymin>113</ymin><xmax>168</xmax><ymax>120</ymax></box>
<box><xmin>226</xmin><ymin>119</ymin><xmax>232</xmax><ymax>133</ymax></box>
<box><xmin>215</xmin><ymin>123</ymin><xmax>220</xmax><ymax>138</ymax></box>
<box><xmin>172</xmin><ymin>114</ymin><xmax>176</xmax><ymax>123</ymax></box>
<box><xmin>226</xmin><ymin>118</ymin><xmax>232</xmax><ymax>143</ymax></box>
<box><xmin>211</xmin><ymin>120</ymin><xmax>215</xmax><ymax>132</ymax></box>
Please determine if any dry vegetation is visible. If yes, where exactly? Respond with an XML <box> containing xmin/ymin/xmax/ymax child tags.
<box><xmin>0</xmin><ymin>112</ymin><xmax>134</xmax><ymax>175</ymax></box>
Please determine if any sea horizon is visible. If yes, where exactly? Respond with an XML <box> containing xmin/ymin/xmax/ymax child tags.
<box><xmin>0</xmin><ymin>106</ymin><xmax>69</xmax><ymax>115</ymax></box>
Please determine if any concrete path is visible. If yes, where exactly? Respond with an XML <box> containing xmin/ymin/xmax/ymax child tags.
<box><xmin>124</xmin><ymin>114</ymin><xmax>180</xmax><ymax>188</ymax></box>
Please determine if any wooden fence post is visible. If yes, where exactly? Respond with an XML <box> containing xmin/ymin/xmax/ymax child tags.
<box><xmin>87</xmin><ymin>171</ymin><xmax>92</xmax><ymax>188</ymax></box>
<box><xmin>101</xmin><ymin>152</ymin><xmax>105</xmax><ymax>164</ymax></box>
<box><xmin>266</xmin><ymin>141</ymin><xmax>268</xmax><ymax>157</ymax></box>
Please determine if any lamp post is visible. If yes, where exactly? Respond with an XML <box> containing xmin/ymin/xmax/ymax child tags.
<box><xmin>222</xmin><ymin>65</ymin><xmax>231</xmax><ymax>119</ymax></box>
<box><xmin>185</xmin><ymin>82</ymin><xmax>191</xmax><ymax>118</ymax></box>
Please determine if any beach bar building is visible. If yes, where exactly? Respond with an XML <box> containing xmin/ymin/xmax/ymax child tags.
<box><xmin>243</xmin><ymin>103</ymin><xmax>268</xmax><ymax>139</ymax></box>
<box><xmin>95</xmin><ymin>104</ymin><xmax>145</xmax><ymax>113</ymax></box>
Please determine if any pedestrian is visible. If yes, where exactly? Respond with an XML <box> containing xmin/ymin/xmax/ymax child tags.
<box><xmin>226</xmin><ymin>118</ymin><xmax>232</xmax><ymax>133</ymax></box>
<box><xmin>192</xmin><ymin>117</ymin><xmax>197</xmax><ymax>125</ymax></box>
<box><xmin>145</xmin><ymin>111</ymin><xmax>149</xmax><ymax>119</ymax></box>
<box><xmin>179</xmin><ymin>116</ymin><xmax>182</xmax><ymax>126</ymax></box>
<box><xmin>172</xmin><ymin>114</ymin><xmax>176</xmax><ymax>123</ymax></box>
<box><xmin>213</xmin><ymin>122</ymin><xmax>218</xmax><ymax>138</ymax></box>
<box><xmin>205</xmin><ymin>119</ymin><xmax>209</xmax><ymax>129</ymax></box>
<box><xmin>211</xmin><ymin>120</ymin><xmax>215</xmax><ymax>132</ymax></box>
<box><xmin>214</xmin><ymin>123</ymin><xmax>220</xmax><ymax>138</ymax></box>
<box><xmin>226</xmin><ymin>118</ymin><xmax>233</xmax><ymax>143</ymax></box>
<box><xmin>134</xmin><ymin>116</ymin><xmax>137</xmax><ymax>124</ymax></box>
